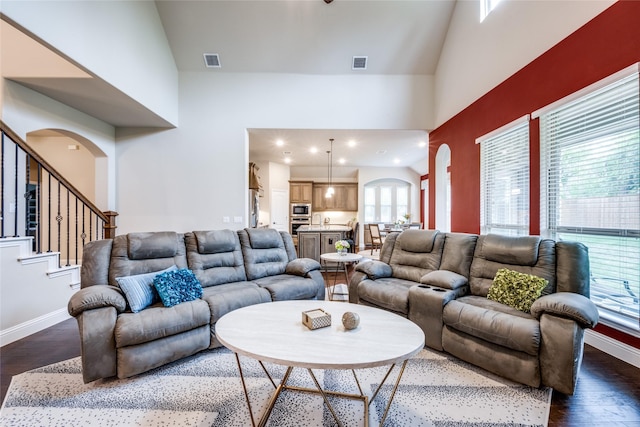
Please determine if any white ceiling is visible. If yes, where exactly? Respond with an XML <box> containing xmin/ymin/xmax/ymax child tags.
<box><xmin>3</xmin><ymin>1</ymin><xmax>458</xmax><ymax>174</ymax></box>
<box><xmin>155</xmin><ymin>0</ymin><xmax>456</xmax><ymax>75</ymax></box>
<box><xmin>248</xmin><ymin>128</ymin><xmax>429</xmax><ymax>171</ymax></box>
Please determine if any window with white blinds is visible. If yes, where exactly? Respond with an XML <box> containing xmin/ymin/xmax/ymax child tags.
<box><xmin>539</xmin><ymin>67</ymin><xmax>639</xmax><ymax>333</ymax></box>
<box><xmin>479</xmin><ymin>119</ymin><xmax>530</xmax><ymax>236</ymax></box>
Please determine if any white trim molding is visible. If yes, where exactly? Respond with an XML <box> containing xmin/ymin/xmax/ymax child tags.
<box><xmin>585</xmin><ymin>329</ymin><xmax>640</xmax><ymax>369</ymax></box>
<box><xmin>475</xmin><ymin>114</ymin><xmax>530</xmax><ymax>144</ymax></box>
<box><xmin>0</xmin><ymin>308</ymin><xmax>71</xmax><ymax>347</ymax></box>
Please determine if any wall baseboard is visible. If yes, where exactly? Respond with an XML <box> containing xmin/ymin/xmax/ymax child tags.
<box><xmin>585</xmin><ymin>329</ymin><xmax>640</xmax><ymax>369</ymax></box>
<box><xmin>0</xmin><ymin>308</ymin><xmax>71</xmax><ymax>347</ymax></box>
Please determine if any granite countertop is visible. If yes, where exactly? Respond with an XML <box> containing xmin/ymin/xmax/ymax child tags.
<box><xmin>297</xmin><ymin>225</ymin><xmax>351</xmax><ymax>232</ymax></box>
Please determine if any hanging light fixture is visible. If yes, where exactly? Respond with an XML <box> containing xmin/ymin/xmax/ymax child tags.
<box><xmin>325</xmin><ymin>138</ymin><xmax>335</xmax><ymax>198</ymax></box>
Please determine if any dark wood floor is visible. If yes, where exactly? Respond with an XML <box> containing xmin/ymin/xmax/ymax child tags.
<box><xmin>2</xmin><ymin>273</ymin><xmax>639</xmax><ymax>426</ymax></box>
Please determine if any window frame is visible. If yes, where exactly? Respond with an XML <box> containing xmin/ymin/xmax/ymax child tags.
<box><xmin>363</xmin><ymin>179</ymin><xmax>411</xmax><ymax>224</ymax></box>
<box><xmin>535</xmin><ymin>63</ymin><xmax>640</xmax><ymax>335</ymax></box>
<box><xmin>477</xmin><ymin>115</ymin><xmax>531</xmax><ymax>236</ymax></box>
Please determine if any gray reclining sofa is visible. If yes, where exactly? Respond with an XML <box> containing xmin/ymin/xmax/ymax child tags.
<box><xmin>348</xmin><ymin>229</ymin><xmax>599</xmax><ymax>395</ymax></box>
<box><xmin>68</xmin><ymin>228</ymin><xmax>324</xmax><ymax>383</ymax></box>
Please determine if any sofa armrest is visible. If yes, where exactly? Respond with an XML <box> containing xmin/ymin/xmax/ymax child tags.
<box><xmin>355</xmin><ymin>260</ymin><xmax>392</xmax><ymax>279</ymax></box>
<box><xmin>285</xmin><ymin>258</ymin><xmax>321</xmax><ymax>276</ymax></box>
<box><xmin>68</xmin><ymin>285</ymin><xmax>127</xmax><ymax>317</ymax></box>
<box><xmin>530</xmin><ymin>292</ymin><xmax>599</xmax><ymax>328</ymax></box>
<box><xmin>420</xmin><ymin>270</ymin><xmax>468</xmax><ymax>291</ymax></box>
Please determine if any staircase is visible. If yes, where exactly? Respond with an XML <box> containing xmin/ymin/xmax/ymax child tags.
<box><xmin>0</xmin><ymin>237</ymin><xmax>80</xmax><ymax>346</ymax></box>
<box><xmin>1</xmin><ymin>121</ymin><xmax>116</xmax><ymax>347</ymax></box>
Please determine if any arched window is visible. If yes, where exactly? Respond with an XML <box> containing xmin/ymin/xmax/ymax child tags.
<box><xmin>364</xmin><ymin>179</ymin><xmax>410</xmax><ymax>224</ymax></box>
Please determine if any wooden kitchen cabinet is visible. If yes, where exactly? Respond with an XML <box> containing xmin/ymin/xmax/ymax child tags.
<box><xmin>298</xmin><ymin>232</ymin><xmax>321</xmax><ymax>260</ymax></box>
<box><xmin>290</xmin><ymin>181</ymin><xmax>313</xmax><ymax>204</ymax></box>
<box><xmin>312</xmin><ymin>183</ymin><xmax>358</xmax><ymax>211</ymax></box>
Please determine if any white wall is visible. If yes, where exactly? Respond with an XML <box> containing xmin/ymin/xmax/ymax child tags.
<box><xmin>114</xmin><ymin>72</ymin><xmax>433</xmax><ymax>234</ymax></box>
<box><xmin>434</xmin><ymin>0</ymin><xmax>615</xmax><ymax>128</ymax></box>
<box><xmin>3</xmin><ymin>81</ymin><xmax>116</xmax><ymax>210</ymax></box>
<box><xmin>27</xmin><ymin>135</ymin><xmax>97</xmax><ymax>202</ymax></box>
<box><xmin>1</xmin><ymin>0</ymin><xmax>179</xmax><ymax>126</ymax></box>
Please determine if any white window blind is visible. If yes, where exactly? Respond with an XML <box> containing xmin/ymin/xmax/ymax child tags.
<box><xmin>540</xmin><ymin>70</ymin><xmax>640</xmax><ymax>332</ymax></box>
<box><xmin>480</xmin><ymin>120</ymin><xmax>530</xmax><ymax>236</ymax></box>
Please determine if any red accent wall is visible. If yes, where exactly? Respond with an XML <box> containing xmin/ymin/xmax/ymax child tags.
<box><xmin>428</xmin><ymin>1</ymin><xmax>640</xmax><ymax>346</ymax></box>
<box><xmin>428</xmin><ymin>0</ymin><xmax>640</xmax><ymax>234</ymax></box>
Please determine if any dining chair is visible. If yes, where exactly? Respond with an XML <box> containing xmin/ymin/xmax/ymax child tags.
<box><xmin>369</xmin><ymin>223</ymin><xmax>383</xmax><ymax>255</ymax></box>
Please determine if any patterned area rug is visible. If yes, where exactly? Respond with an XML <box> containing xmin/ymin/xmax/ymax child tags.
<box><xmin>1</xmin><ymin>347</ymin><xmax>550</xmax><ymax>427</ymax></box>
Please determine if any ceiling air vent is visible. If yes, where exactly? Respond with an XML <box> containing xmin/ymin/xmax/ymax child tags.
<box><xmin>352</xmin><ymin>56</ymin><xmax>368</xmax><ymax>70</ymax></box>
<box><xmin>203</xmin><ymin>53</ymin><xmax>221</xmax><ymax>68</ymax></box>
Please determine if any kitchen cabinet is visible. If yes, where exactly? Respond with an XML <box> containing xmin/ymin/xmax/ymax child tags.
<box><xmin>290</xmin><ymin>181</ymin><xmax>313</xmax><ymax>204</ymax></box>
<box><xmin>312</xmin><ymin>183</ymin><xmax>358</xmax><ymax>211</ymax></box>
<box><xmin>296</xmin><ymin>225</ymin><xmax>350</xmax><ymax>262</ymax></box>
<box><xmin>298</xmin><ymin>232</ymin><xmax>320</xmax><ymax>261</ymax></box>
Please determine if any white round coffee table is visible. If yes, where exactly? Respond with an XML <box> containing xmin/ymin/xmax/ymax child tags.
<box><xmin>216</xmin><ymin>300</ymin><xmax>425</xmax><ymax>427</ymax></box>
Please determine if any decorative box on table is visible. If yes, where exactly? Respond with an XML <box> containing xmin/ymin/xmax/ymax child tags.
<box><xmin>302</xmin><ymin>308</ymin><xmax>331</xmax><ymax>330</ymax></box>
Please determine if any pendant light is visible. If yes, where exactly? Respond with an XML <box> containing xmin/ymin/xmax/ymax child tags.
<box><xmin>325</xmin><ymin>138</ymin><xmax>335</xmax><ymax>198</ymax></box>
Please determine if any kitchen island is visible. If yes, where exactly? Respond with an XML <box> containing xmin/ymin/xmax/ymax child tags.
<box><xmin>297</xmin><ymin>225</ymin><xmax>351</xmax><ymax>262</ymax></box>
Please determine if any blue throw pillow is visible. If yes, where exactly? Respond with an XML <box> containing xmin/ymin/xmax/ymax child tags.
<box><xmin>153</xmin><ymin>268</ymin><xmax>203</xmax><ymax>308</ymax></box>
<box><xmin>116</xmin><ymin>265</ymin><xmax>177</xmax><ymax>313</ymax></box>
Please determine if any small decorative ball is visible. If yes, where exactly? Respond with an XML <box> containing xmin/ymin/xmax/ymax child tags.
<box><xmin>342</xmin><ymin>312</ymin><xmax>360</xmax><ymax>330</ymax></box>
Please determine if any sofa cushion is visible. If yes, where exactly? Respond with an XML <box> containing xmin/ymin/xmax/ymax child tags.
<box><xmin>153</xmin><ymin>269</ymin><xmax>203</xmax><ymax>308</ymax></box>
<box><xmin>487</xmin><ymin>268</ymin><xmax>548</xmax><ymax>313</ymax></box>
<box><xmin>114</xmin><ymin>299</ymin><xmax>210</xmax><ymax>348</ymax></box>
<box><xmin>357</xmin><ymin>278</ymin><xmax>416</xmax><ymax>316</ymax></box>
<box><xmin>201</xmin><ymin>282</ymin><xmax>271</xmax><ymax>324</ymax></box>
<box><xmin>109</xmin><ymin>233</ymin><xmax>188</xmax><ymax>287</ymax></box>
<box><xmin>116</xmin><ymin>265</ymin><xmax>177</xmax><ymax>313</ymax></box>
<box><xmin>396</xmin><ymin>229</ymin><xmax>439</xmax><ymax>253</ymax></box>
<box><xmin>194</xmin><ymin>229</ymin><xmax>237</xmax><ymax>254</ymax></box>
<box><xmin>185</xmin><ymin>231</ymin><xmax>247</xmax><ymax>287</ymax></box>
<box><xmin>128</xmin><ymin>232</ymin><xmax>179</xmax><ymax>260</ymax></box>
<box><xmin>443</xmin><ymin>296</ymin><xmax>540</xmax><ymax>356</ymax></box>
<box><xmin>420</xmin><ymin>270</ymin><xmax>468</xmax><ymax>290</ymax></box>
<box><xmin>479</xmin><ymin>234</ymin><xmax>542</xmax><ymax>266</ymax></box>
<box><xmin>252</xmin><ymin>274</ymin><xmax>321</xmax><ymax>301</ymax></box>
<box><xmin>238</xmin><ymin>229</ymin><xmax>289</xmax><ymax>280</ymax></box>
<box><xmin>439</xmin><ymin>233</ymin><xmax>478</xmax><ymax>277</ymax></box>
<box><xmin>245</xmin><ymin>228</ymin><xmax>283</xmax><ymax>249</ymax></box>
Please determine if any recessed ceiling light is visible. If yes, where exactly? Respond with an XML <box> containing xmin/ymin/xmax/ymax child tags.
<box><xmin>310</xmin><ymin>147</ymin><xmax>318</xmax><ymax>154</ymax></box>
<box><xmin>338</xmin><ymin>158</ymin><xmax>346</xmax><ymax>164</ymax></box>
<box><xmin>284</xmin><ymin>157</ymin><xmax>291</xmax><ymax>164</ymax></box>
<box><xmin>276</xmin><ymin>139</ymin><xmax>284</xmax><ymax>147</ymax></box>
<box><xmin>393</xmin><ymin>158</ymin><xmax>401</xmax><ymax>164</ymax></box>
<box><xmin>418</xmin><ymin>141</ymin><xmax>427</xmax><ymax>148</ymax></box>
<box><xmin>348</xmin><ymin>140</ymin><xmax>357</xmax><ymax>147</ymax></box>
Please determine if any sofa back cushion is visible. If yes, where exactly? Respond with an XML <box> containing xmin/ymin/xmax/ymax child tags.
<box><xmin>108</xmin><ymin>232</ymin><xmax>187</xmax><ymax>287</ymax></box>
<box><xmin>238</xmin><ymin>228</ymin><xmax>290</xmax><ymax>280</ymax></box>
<box><xmin>469</xmin><ymin>234</ymin><xmax>556</xmax><ymax>297</ymax></box>
<box><xmin>384</xmin><ymin>230</ymin><xmax>445</xmax><ymax>283</ymax></box>
<box><xmin>439</xmin><ymin>233</ymin><xmax>479</xmax><ymax>277</ymax></box>
<box><xmin>185</xmin><ymin>230</ymin><xmax>247</xmax><ymax>287</ymax></box>
<box><xmin>80</xmin><ymin>239</ymin><xmax>113</xmax><ymax>288</ymax></box>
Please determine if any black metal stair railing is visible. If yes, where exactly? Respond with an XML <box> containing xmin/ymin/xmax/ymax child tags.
<box><xmin>0</xmin><ymin>120</ymin><xmax>115</xmax><ymax>267</ymax></box>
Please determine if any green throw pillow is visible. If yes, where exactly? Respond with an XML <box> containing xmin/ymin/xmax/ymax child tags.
<box><xmin>487</xmin><ymin>268</ymin><xmax>548</xmax><ymax>313</ymax></box>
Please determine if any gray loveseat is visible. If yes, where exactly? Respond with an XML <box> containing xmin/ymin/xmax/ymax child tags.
<box><xmin>348</xmin><ymin>230</ymin><xmax>599</xmax><ymax>395</ymax></box>
<box><xmin>68</xmin><ymin>228</ymin><xmax>324</xmax><ymax>383</ymax></box>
